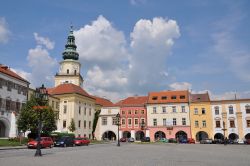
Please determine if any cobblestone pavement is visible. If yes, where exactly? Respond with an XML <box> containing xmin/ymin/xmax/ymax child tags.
<box><xmin>0</xmin><ymin>143</ymin><xmax>250</xmax><ymax>166</ymax></box>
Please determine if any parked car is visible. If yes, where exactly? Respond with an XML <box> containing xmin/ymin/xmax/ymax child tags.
<box><xmin>128</xmin><ymin>137</ymin><xmax>135</xmax><ymax>142</ymax></box>
<box><xmin>74</xmin><ymin>137</ymin><xmax>90</xmax><ymax>146</ymax></box>
<box><xmin>120</xmin><ymin>138</ymin><xmax>126</xmax><ymax>142</ymax></box>
<box><xmin>158</xmin><ymin>138</ymin><xmax>168</xmax><ymax>143</ymax></box>
<box><xmin>200</xmin><ymin>139</ymin><xmax>213</xmax><ymax>144</ymax></box>
<box><xmin>27</xmin><ymin>137</ymin><xmax>54</xmax><ymax>149</ymax></box>
<box><xmin>141</xmin><ymin>137</ymin><xmax>150</xmax><ymax>142</ymax></box>
<box><xmin>188</xmin><ymin>138</ymin><xmax>195</xmax><ymax>144</ymax></box>
<box><xmin>179</xmin><ymin>138</ymin><xmax>188</xmax><ymax>144</ymax></box>
<box><xmin>212</xmin><ymin>139</ymin><xmax>223</xmax><ymax>144</ymax></box>
<box><xmin>54</xmin><ymin>136</ymin><xmax>75</xmax><ymax>147</ymax></box>
<box><xmin>168</xmin><ymin>138</ymin><xmax>177</xmax><ymax>143</ymax></box>
<box><xmin>244</xmin><ymin>139</ymin><xmax>250</xmax><ymax>144</ymax></box>
<box><xmin>236</xmin><ymin>139</ymin><xmax>245</xmax><ymax>144</ymax></box>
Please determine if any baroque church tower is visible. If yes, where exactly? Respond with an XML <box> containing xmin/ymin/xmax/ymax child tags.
<box><xmin>54</xmin><ymin>26</ymin><xmax>83</xmax><ymax>87</ymax></box>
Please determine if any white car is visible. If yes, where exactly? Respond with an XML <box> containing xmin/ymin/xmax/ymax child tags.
<box><xmin>237</xmin><ymin>139</ymin><xmax>245</xmax><ymax>144</ymax></box>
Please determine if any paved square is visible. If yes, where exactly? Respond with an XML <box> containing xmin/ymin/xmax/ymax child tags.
<box><xmin>1</xmin><ymin>143</ymin><xmax>250</xmax><ymax>166</ymax></box>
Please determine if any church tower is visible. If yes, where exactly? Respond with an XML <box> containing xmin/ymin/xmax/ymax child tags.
<box><xmin>55</xmin><ymin>26</ymin><xmax>83</xmax><ymax>87</ymax></box>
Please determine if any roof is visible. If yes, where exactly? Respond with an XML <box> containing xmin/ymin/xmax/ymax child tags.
<box><xmin>92</xmin><ymin>96</ymin><xmax>114</xmax><ymax>107</ymax></box>
<box><xmin>190</xmin><ymin>93</ymin><xmax>210</xmax><ymax>102</ymax></box>
<box><xmin>116</xmin><ymin>96</ymin><xmax>148</xmax><ymax>107</ymax></box>
<box><xmin>47</xmin><ymin>83</ymin><xmax>94</xmax><ymax>99</ymax></box>
<box><xmin>0</xmin><ymin>64</ymin><xmax>29</xmax><ymax>83</ymax></box>
<box><xmin>148</xmin><ymin>90</ymin><xmax>189</xmax><ymax>104</ymax></box>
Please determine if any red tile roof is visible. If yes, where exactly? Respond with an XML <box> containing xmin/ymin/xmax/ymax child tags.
<box><xmin>116</xmin><ymin>96</ymin><xmax>148</xmax><ymax>107</ymax></box>
<box><xmin>0</xmin><ymin>65</ymin><xmax>29</xmax><ymax>83</ymax></box>
<box><xmin>47</xmin><ymin>83</ymin><xmax>94</xmax><ymax>99</ymax></box>
<box><xmin>190</xmin><ymin>93</ymin><xmax>210</xmax><ymax>102</ymax></box>
<box><xmin>92</xmin><ymin>96</ymin><xmax>114</xmax><ymax>107</ymax></box>
<box><xmin>148</xmin><ymin>90</ymin><xmax>189</xmax><ymax>104</ymax></box>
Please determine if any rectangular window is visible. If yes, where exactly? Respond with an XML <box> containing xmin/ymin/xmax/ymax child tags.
<box><xmin>163</xmin><ymin>118</ymin><xmax>166</xmax><ymax>126</ymax></box>
<box><xmin>173</xmin><ymin>118</ymin><xmax>177</xmax><ymax>126</ymax></box>
<box><xmin>122</xmin><ymin>119</ymin><xmax>126</xmax><ymax>125</ymax></box>
<box><xmin>152</xmin><ymin>96</ymin><xmax>158</xmax><ymax>100</ymax></box>
<box><xmin>141</xmin><ymin>118</ymin><xmax>145</xmax><ymax>124</ymax></box>
<box><xmin>84</xmin><ymin>108</ymin><xmax>87</xmax><ymax>115</ymax></box>
<box><xmin>7</xmin><ymin>81</ymin><xmax>11</xmax><ymax>91</ymax></box>
<box><xmin>63</xmin><ymin>120</ymin><xmax>66</xmax><ymax>128</ymax></box>
<box><xmin>216</xmin><ymin>121</ymin><xmax>221</xmax><ymax>128</ymax></box>
<box><xmin>180</xmin><ymin>95</ymin><xmax>185</xmax><ymax>99</ymax></box>
<box><xmin>84</xmin><ymin>120</ymin><xmax>87</xmax><ymax>128</ymax></box>
<box><xmin>89</xmin><ymin>108</ymin><xmax>91</xmax><ymax>116</ymax></box>
<box><xmin>171</xmin><ymin>96</ymin><xmax>176</xmax><ymax>99</ymax></box>
<box><xmin>52</xmin><ymin>101</ymin><xmax>55</xmax><ymax>108</ymax></box>
<box><xmin>246</xmin><ymin>120</ymin><xmax>250</xmax><ymax>127</ymax></box>
<box><xmin>230</xmin><ymin>120</ymin><xmax>235</xmax><ymax>128</ymax></box>
<box><xmin>246</xmin><ymin>105</ymin><xmax>250</xmax><ymax>114</ymax></box>
<box><xmin>141</xmin><ymin>110</ymin><xmax>144</xmax><ymax>114</ymax></box>
<box><xmin>172</xmin><ymin>106</ymin><xmax>176</xmax><ymax>113</ymax></box>
<box><xmin>89</xmin><ymin>121</ymin><xmax>91</xmax><ymax>129</ymax></box>
<box><xmin>181</xmin><ymin>106</ymin><xmax>185</xmax><ymax>113</ymax></box>
<box><xmin>135</xmin><ymin>110</ymin><xmax>138</xmax><ymax>114</ymax></box>
<box><xmin>162</xmin><ymin>106</ymin><xmax>166</xmax><ymax>113</ymax></box>
<box><xmin>79</xmin><ymin>106</ymin><xmax>81</xmax><ymax>114</ymax></box>
<box><xmin>78</xmin><ymin>120</ymin><xmax>81</xmax><ymax>128</ymax></box>
<box><xmin>56</xmin><ymin>102</ymin><xmax>59</xmax><ymax>109</ymax></box>
<box><xmin>128</xmin><ymin>110</ymin><xmax>132</xmax><ymax>114</ymax></box>
<box><xmin>102</xmin><ymin>117</ymin><xmax>107</xmax><ymax>125</ymax></box>
<box><xmin>202</xmin><ymin>108</ymin><xmax>206</xmax><ymax>114</ymax></box>
<box><xmin>135</xmin><ymin>118</ymin><xmax>138</xmax><ymax>126</ymax></box>
<box><xmin>153</xmin><ymin>107</ymin><xmax>157</xmax><ymax>114</ymax></box>
<box><xmin>195</xmin><ymin>121</ymin><xmax>199</xmax><ymax>127</ymax></box>
<box><xmin>153</xmin><ymin>119</ymin><xmax>157</xmax><ymax>126</ymax></box>
<box><xmin>161</xmin><ymin>96</ymin><xmax>167</xmax><ymax>100</ymax></box>
<box><xmin>202</xmin><ymin>120</ymin><xmax>206</xmax><ymax>127</ymax></box>
<box><xmin>182</xmin><ymin>118</ymin><xmax>186</xmax><ymax>125</ymax></box>
<box><xmin>229</xmin><ymin>106</ymin><xmax>234</xmax><ymax>114</ymax></box>
<box><xmin>63</xmin><ymin>105</ymin><xmax>67</xmax><ymax>114</ymax></box>
<box><xmin>128</xmin><ymin>119</ymin><xmax>132</xmax><ymax>126</ymax></box>
<box><xmin>112</xmin><ymin>117</ymin><xmax>117</xmax><ymax>125</ymax></box>
<box><xmin>122</xmin><ymin>110</ymin><xmax>125</xmax><ymax>114</ymax></box>
<box><xmin>194</xmin><ymin>108</ymin><xmax>198</xmax><ymax>115</ymax></box>
<box><xmin>6</xmin><ymin>100</ymin><xmax>11</xmax><ymax>111</ymax></box>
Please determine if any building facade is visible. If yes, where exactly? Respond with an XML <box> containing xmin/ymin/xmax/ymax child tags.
<box><xmin>0</xmin><ymin>65</ymin><xmax>29</xmax><ymax>137</ymax></box>
<box><xmin>147</xmin><ymin>90</ymin><xmax>191</xmax><ymax>141</ymax></box>
<box><xmin>189</xmin><ymin>93</ymin><xmax>213</xmax><ymax>141</ymax></box>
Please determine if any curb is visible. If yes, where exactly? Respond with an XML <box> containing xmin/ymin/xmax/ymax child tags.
<box><xmin>0</xmin><ymin>146</ymin><xmax>27</xmax><ymax>150</ymax></box>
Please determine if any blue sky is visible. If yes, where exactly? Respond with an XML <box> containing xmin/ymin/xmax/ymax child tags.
<box><xmin>0</xmin><ymin>0</ymin><xmax>250</xmax><ymax>101</ymax></box>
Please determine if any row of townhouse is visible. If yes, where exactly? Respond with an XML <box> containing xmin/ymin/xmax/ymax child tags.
<box><xmin>95</xmin><ymin>90</ymin><xmax>250</xmax><ymax>142</ymax></box>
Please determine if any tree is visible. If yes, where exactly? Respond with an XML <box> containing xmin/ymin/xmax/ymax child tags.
<box><xmin>17</xmin><ymin>94</ymin><xmax>57</xmax><ymax>135</ymax></box>
<box><xmin>92</xmin><ymin>109</ymin><xmax>101</xmax><ymax>139</ymax></box>
<box><xmin>68</xmin><ymin>118</ymin><xmax>76</xmax><ymax>133</ymax></box>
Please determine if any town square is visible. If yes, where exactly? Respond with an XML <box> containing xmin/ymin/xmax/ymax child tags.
<box><xmin>1</xmin><ymin>0</ymin><xmax>250</xmax><ymax>165</ymax></box>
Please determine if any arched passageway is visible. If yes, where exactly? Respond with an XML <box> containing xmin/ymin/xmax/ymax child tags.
<box><xmin>154</xmin><ymin>131</ymin><xmax>166</xmax><ymax>141</ymax></box>
<box><xmin>175</xmin><ymin>131</ymin><xmax>187</xmax><ymax>141</ymax></box>
<box><xmin>102</xmin><ymin>131</ymin><xmax>116</xmax><ymax>141</ymax></box>
<box><xmin>228</xmin><ymin>133</ymin><xmax>238</xmax><ymax>141</ymax></box>
<box><xmin>122</xmin><ymin>131</ymin><xmax>131</xmax><ymax>138</ymax></box>
<box><xmin>196</xmin><ymin>131</ymin><xmax>208</xmax><ymax>141</ymax></box>
<box><xmin>214</xmin><ymin>133</ymin><xmax>224</xmax><ymax>140</ymax></box>
<box><xmin>135</xmin><ymin>131</ymin><xmax>145</xmax><ymax>141</ymax></box>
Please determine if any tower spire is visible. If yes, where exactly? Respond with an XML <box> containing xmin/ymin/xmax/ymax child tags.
<box><xmin>62</xmin><ymin>26</ymin><xmax>79</xmax><ymax>60</ymax></box>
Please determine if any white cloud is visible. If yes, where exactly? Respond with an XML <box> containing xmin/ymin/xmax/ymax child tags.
<box><xmin>130</xmin><ymin>0</ymin><xmax>146</xmax><ymax>5</ymax></box>
<box><xmin>169</xmin><ymin>82</ymin><xmax>192</xmax><ymax>90</ymax></box>
<box><xmin>0</xmin><ymin>17</ymin><xmax>10</xmax><ymax>44</ymax></box>
<box><xmin>34</xmin><ymin>32</ymin><xmax>55</xmax><ymax>50</ymax></box>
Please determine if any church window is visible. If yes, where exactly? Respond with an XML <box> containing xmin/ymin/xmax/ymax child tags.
<box><xmin>74</xmin><ymin>70</ymin><xmax>77</xmax><ymax>75</ymax></box>
<box><xmin>67</xmin><ymin>69</ymin><xmax>69</xmax><ymax>74</ymax></box>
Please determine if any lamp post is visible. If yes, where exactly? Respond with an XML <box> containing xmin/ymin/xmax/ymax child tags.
<box><xmin>222</xmin><ymin>121</ymin><xmax>227</xmax><ymax>145</ymax></box>
<box><xmin>140</xmin><ymin>121</ymin><xmax>145</xmax><ymax>140</ymax></box>
<box><xmin>116</xmin><ymin>113</ymin><xmax>121</xmax><ymax>147</ymax></box>
<box><xmin>34</xmin><ymin>84</ymin><xmax>48</xmax><ymax>157</ymax></box>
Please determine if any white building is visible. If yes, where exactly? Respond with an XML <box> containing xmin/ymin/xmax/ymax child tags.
<box><xmin>0</xmin><ymin>65</ymin><xmax>29</xmax><ymax>137</ymax></box>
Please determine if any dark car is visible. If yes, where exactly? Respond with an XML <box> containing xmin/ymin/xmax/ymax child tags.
<box><xmin>120</xmin><ymin>138</ymin><xmax>126</xmax><ymax>142</ymax></box>
<box><xmin>27</xmin><ymin>137</ymin><xmax>54</xmax><ymax>149</ymax></box>
<box><xmin>179</xmin><ymin>138</ymin><xmax>188</xmax><ymax>144</ymax></box>
<box><xmin>141</xmin><ymin>137</ymin><xmax>150</xmax><ymax>142</ymax></box>
<box><xmin>200</xmin><ymin>139</ymin><xmax>213</xmax><ymax>144</ymax></box>
<box><xmin>212</xmin><ymin>139</ymin><xmax>223</xmax><ymax>144</ymax></box>
<box><xmin>244</xmin><ymin>139</ymin><xmax>250</xmax><ymax>144</ymax></box>
<box><xmin>168</xmin><ymin>138</ymin><xmax>177</xmax><ymax>143</ymax></box>
<box><xmin>54</xmin><ymin>136</ymin><xmax>75</xmax><ymax>147</ymax></box>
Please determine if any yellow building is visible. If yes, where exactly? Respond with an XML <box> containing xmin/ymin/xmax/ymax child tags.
<box><xmin>189</xmin><ymin>93</ymin><xmax>213</xmax><ymax>141</ymax></box>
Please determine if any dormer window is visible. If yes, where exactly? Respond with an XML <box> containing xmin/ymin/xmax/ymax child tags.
<box><xmin>171</xmin><ymin>96</ymin><xmax>176</xmax><ymax>99</ymax></box>
<box><xmin>180</xmin><ymin>95</ymin><xmax>185</xmax><ymax>99</ymax></box>
<box><xmin>67</xmin><ymin>69</ymin><xmax>69</xmax><ymax>74</ymax></box>
<box><xmin>161</xmin><ymin>96</ymin><xmax>167</xmax><ymax>100</ymax></box>
<box><xmin>152</xmin><ymin>96</ymin><xmax>158</xmax><ymax>100</ymax></box>
<box><xmin>74</xmin><ymin>70</ymin><xmax>77</xmax><ymax>75</ymax></box>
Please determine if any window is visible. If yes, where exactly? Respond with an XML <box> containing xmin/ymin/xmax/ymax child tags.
<box><xmin>84</xmin><ymin>108</ymin><xmax>86</xmax><ymax>115</ymax></box>
<box><xmin>247</xmin><ymin>120</ymin><xmax>250</xmax><ymax>127</ymax></box>
<box><xmin>56</xmin><ymin>102</ymin><xmax>59</xmax><ymax>109</ymax></box>
<box><xmin>112</xmin><ymin>117</ymin><xmax>117</xmax><ymax>125</ymax></box>
<box><xmin>172</xmin><ymin>106</ymin><xmax>176</xmax><ymax>113</ymax></box>
<box><xmin>135</xmin><ymin>110</ymin><xmax>138</xmax><ymax>114</ymax></box>
<box><xmin>122</xmin><ymin>111</ymin><xmax>125</xmax><ymax>115</ymax></box>
<box><xmin>163</xmin><ymin>118</ymin><xmax>166</xmax><ymax>126</ymax></box>
<box><xmin>153</xmin><ymin>119</ymin><xmax>157</xmax><ymax>126</ymax></box>
<box><xmin>7</xmin><ymin>81</ymin><xmax>11</xmax><ymax>91</ymax></box>
<box><xmin>67</xmin><ymin>69</ymin><xmax>69</xmax><ymax>74</ymax></box>
<box><xmin>78</xmin><ymin>120</ymin><xmax>81</xmax><ymax>128</ymax></box>
<box><xmin>74</xmin><ymin>70</ymin><xmax>77</xmax><ymax>75</ymax></box>
<box><xmin>141</xmin><ymin>110</ymin><xmax>144</xmax><ymax>114</ymax></box>
<box><xmin>122</xmin><ymin>119</ymin><xmax>126</xmax><ymax>125</ymax></box>
<box><xmin>141</xmin><ymin>118</ymin><xmax>145</xmax><ymax>124</ymax></box>
<box><xmin>161</xmin><ymin>96</ymin><xmax>167</xmax><ymax>100</ymax></box>
<box><xmin>181</xmin><ymin>106</ymin><xmax>185</xmax><ymax>113</ymax></box>
<box><xmin>246</xmin><ymin>105</ymin><xmax>250</xmax><ymax>114</ymax></box>
<box><xmin>0</xmin><ymin>79</ymin><xmax>2</xmax><ymax>88</ymax></box>
<box><xmin>182</xmin><ymin>118</ymin><xmax>186</xmax><ymax>125</ymax></box>
<box><xmin>202</xmin><ymin>108</ymin><xmax>206</xmax><ymax>114</ymax></box>
<box><xmin>153</xmin><ymin>107</ymin><xmax>157</xmax><ymax>114</ymax></box>
<box><xmin>79</xmin><ymin>106</ymin><xmax>81</xmax><ymax>114</ymax></box>
<box><xmin>89</xmin><ymin>108</ymin><xmax>91</xmax><ymax>116</ymax></box>
<box><xmin>128</xmin><ymin>119</ymin><xmax>132</xmax><ymax>126</ymax></box>
<box><xmin>152</xmin><ymin>96</ymin><xmax>158</xmax><ymax>100</ymax></box>
<box><xmin>6</xmin><ymin>100</ymin><xmax>11</xmax><ymax>111</ymax></box>
<box><xmin>173</xmin><ymin>118</ymin><xmax>177</xmax><ymax>126</ymax></box>
<box><xmin>230</xmin><ymin>120</ymin><xmax>235</xmax><ymax>128</ymax></box>
<box><xmin>171</xmin><ymin>96</ymin><xmax>176</xmax><ymax>99</ymax></box>
<box><xmin>52</xmin><ymin>101</ymin><xmax>55</xmax><ymax>108</ymax></box>
<box><xmin>202</xmin><ymin>120</ymin><xmax>206</xmax><ymax>127</ymax></box>
<box><xmin>195</xmin><ymin>121</ymin><xmax>199</xmax><ymax>127</ymax></box>
<box><xmin>89</xmin><ymin>121</ymin><xmax>91</xmax><ymax>129</ymax></box>
<box><xmin>229</xmin><ymin>106</ymin><xmax>234</xmax><ymax>114</ymax></box>
<box><xmin>180</xmin><ymin>95</ymin><xmax>185</xmax><ymax>99</ymax></box>
<box><xmin>63</xmin><ymin>105</ymin><xmax>67</xmax><ymax>114</ymax></box>
<box><xmin>128</xmin><ymin>110</ymin><xmax>132</xmax><ymax>114</ymax></box>
<box><xmin>216</xmin><ymin>121</ymin><xmax>221</xmax><ymax>128</ymax></box>
<box><xmin>194</xmin><ymin>108</ymin><xmax>198</xmax><ymax>115</ymax></box>
<box><xmin>215</xmin><ymin>106</ymin><xmax>219</xmax><ymax>115</ymax></box>
<box><xmin>84</xmin><ymin>120</ymin><xmax>87</xmax><ymax>128</ymax></box>
<box><xmin>135</xmin><ymin>118</ymin><xmax>138</xmax><ymax>126</ymax></box>
<box><xmin>102</xmin><ymin>117</ymin><xmax>107</xmax><ymax>125</ymax></box>
<box><xmin>162</xmin><ymin>106</ymin><xmax>166</xmax><ymax>113</ymax></box>
<box><xmin>63</xmin><ymin>120</ymin><xmax>66</xmax><ymax>128</ymax></box>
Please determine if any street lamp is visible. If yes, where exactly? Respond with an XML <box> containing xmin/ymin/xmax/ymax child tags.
<box><xmin>140</xmin><ymin>121</ymin><xmax>146</xmax><ymax>139</ymax></box>
<box><xmin>116</xmin><ymin>113</ymin><xmax>121</xmax><ymax>147</ymax></box>
<box><xmin>33</xmin><ymin>84</ymin><xmax>48</xmax><ymax>157</ymax></box>
<box><xmin>222</xmin><ymin>121</ymin><xmax>227</xmax><ymax>145</ymax></box>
